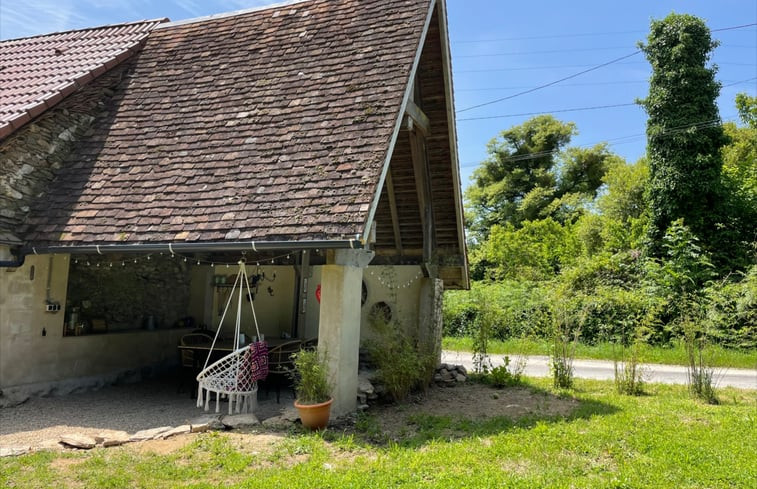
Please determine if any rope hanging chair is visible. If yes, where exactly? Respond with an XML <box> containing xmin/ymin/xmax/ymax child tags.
<box><xmin>196</xmin><ymin>261</ymin><xmax>269</xmax><ymax>414</ymax></box>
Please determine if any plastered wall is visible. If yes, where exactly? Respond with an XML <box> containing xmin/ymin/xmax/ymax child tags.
<box><xmin>189</xmin><ymin>265</ymin><xmax>297</xmax><ymax>341</ymax></box>
<box><xmin>0</xmin><ymin>253</ymin><xmax>188</xmax><ymax>392</ymax></box>
<box><xmin>302</xmin><ymin>265</ymin><xmax>424</xmax><ymax>342</ymax></box>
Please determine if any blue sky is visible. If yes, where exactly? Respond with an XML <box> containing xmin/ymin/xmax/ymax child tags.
<box><xmin>1</xmin><ymin>0</ymin><xmax>755</xmax><ymax>186</ymax></box>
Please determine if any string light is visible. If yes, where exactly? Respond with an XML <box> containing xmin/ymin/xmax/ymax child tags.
<box><xmin>70</xmin><ymin>249</ymin><xmax>306</xmax><ymax>270</ymax></box>
<box><xmin>370</xmin><ymin>269</ymin><xmax>424</xmax><ymax>291</ymax></box>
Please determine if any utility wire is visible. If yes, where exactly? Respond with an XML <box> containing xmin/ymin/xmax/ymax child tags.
<box><xmin>457</xmin><ymin>51</ymin><xmax>641</xmax><ymax>113</ymax></box>
<box><xmin>458</xmin><ymin>115</ymin><xmax>739</xmax><ymax>168</ymax></box>
<box><xmin>455</xmin><ymin>22</ymin><xmax>755</xmax><ymax>112</ymax></box>
<box><xmin>457</xmin><ymin>77</ymin><xmax>757</xmax><ymax>120</ymax></box>
<box><xmin>458</xmin><ymin>103</ymin><xmax>639</xmax><ymax>121</ymax></box>
<box><xmin>455</xmin><ymin>22</ymin><xmax>756</xmax><ymax>44</ymax></box>
<box><xmin>456</xmin><ymin>80</ymin><xmax>648</xmax><ymax>91</ymax></box>
<box><xmin>457</xmin><ymin>61</ymin><xmax>754</xmax><ymax>74</ymax></box>
<box><xmin>456</xmin><ymin>43</ymin><xmax>757</xmax><ymax>58</ymax></box>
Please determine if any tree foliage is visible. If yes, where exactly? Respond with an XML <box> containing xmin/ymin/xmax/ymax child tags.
<box><xmin>453</xmin><ymin>14</ymin><xmax>756</xmax><ymax>354</ymax></box>
<box><xmin>638</xmin><ymin>13</ymin><xmax>728</xmax><ymax>259</ymax></box>
<box><xmin>465</xmin><ymin>115</ymin><xmax>618</xmax><ymax>241</ymax></box>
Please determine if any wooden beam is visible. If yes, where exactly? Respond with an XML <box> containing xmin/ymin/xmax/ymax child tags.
<box><xmin>408</xmin><ymin>129</ymin><xmax>436</xmax><ymax>270</ymax></box>
<box><xmin>385</xmin><ymin>170</ymin><xmax>403</xmax><ymax>254</ymax></box>
<box><xmin>405</xmin><ymin>100</ymin><xmax>430</xmax><ymax>136</ymax></box>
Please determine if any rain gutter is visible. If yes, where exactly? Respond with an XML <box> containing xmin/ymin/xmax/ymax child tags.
<box><xmin>1</xmin><ymin>238</ymin><xmax>364</xmax><ymax>267</ymax></box>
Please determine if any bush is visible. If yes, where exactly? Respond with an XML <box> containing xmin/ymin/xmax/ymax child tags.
<box><xmin>489</xmin><ymin>356</ymin><xmax>525</xmax><ymax>387</ymax></box>
<box><xmin>704</xmin><ymin>265</ymin><xmax>757</xmax><ymax>349</ymax></box>
<box><xmin>291</xmin><ymin>349</ymin><xmax>331</xmax><ymax>405</ymax></box>
<box><xmin>613</xmin><ymin>341</ymin><xmax>645</xmax><ymax>396</ymax></box>
<box><xmin>365</xmin><ymin>317</ymin><xmax>434</xmax><ymax>402</ymax></box>
<box><xmin>443</xmin><ymin>281</ymin><xmax>553</xmax><ymax>341</ymax></box>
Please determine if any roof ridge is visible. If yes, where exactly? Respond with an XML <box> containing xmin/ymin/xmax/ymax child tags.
<box><xmin>0</xmin><ymin>18</ymin><xmax>169</xmax><ymax>43</ymax></box>
<box><xmin>155</xmin><ymin>0</ymin><xmax>310</xmax><ymax>30</ymax></box>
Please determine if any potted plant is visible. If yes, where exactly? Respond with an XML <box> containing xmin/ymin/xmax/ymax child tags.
<box><xmin>291</xmin><ymin>348</ymin><xmax>332</xmax><ymax>430</ymax></box>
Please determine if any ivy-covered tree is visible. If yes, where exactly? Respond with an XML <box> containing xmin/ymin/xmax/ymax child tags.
<box><xmin>638</xmin><ymin>13</ymin><xmax>728</xmax><ymax>258</ymax></box>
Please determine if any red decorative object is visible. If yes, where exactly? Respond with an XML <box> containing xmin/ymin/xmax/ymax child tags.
<box><xmin>315</xmin><ymin>284</ymin><xmax>321</xmax><ymax>304</ymax></box>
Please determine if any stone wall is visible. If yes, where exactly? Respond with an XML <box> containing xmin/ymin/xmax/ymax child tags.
<box><xmin>0</xmin><ymin>252</ymin><xmax>192</xmax><ymax>398</ymax></box>
<box><xmin>0</xmin><ymin>62</ymin><xmax>132</xmax><ymax>245</ymax></box>
<box><xmin>67</xmin><ymin>254</ymin><xmax>191</xmax><ymax>331</ymax></box>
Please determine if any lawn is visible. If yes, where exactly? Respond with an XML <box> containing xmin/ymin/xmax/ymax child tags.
<box><xmin>442</xmin><ymin>336</ymin><xmax>757</xmax><ymax>369</ymax></box>
<box><xmin>2</xmin><ymin>379</ymin><xmax>756</xmax><ymax>488</ymax></box>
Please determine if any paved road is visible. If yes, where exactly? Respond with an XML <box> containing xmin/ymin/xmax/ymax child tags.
<box><xmin>441</xmin><ymin>350</ymin><xmax>757</xmax><ymax>390</ymax></box>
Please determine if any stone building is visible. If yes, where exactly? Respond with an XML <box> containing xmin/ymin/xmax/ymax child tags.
<box><xmin>0</xmin><ymin>0</ymin><xmax>468</xmax><ymax>415</ymax></box>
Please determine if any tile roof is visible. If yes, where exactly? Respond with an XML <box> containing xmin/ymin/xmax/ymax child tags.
<box><xmin>22</xmin><ymin>0</ymin><xmax>433</xmax><ymax>246</ymax></box>
<box><xmin>0</xmin><ymin>19</ymin><xmax>167</xmax><ymax>139</ymax></box>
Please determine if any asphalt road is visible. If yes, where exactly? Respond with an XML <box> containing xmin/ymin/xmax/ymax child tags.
<box><xmin>441</xmin><ymin>350</ymin><xmax>757</xmax><ymax>390</ymax></box>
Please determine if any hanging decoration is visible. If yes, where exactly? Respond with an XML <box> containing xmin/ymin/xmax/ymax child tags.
<box><xmin>368</xmin><ymin>268</ymin><xmax>424</xmax><ymax>290</ymax></box>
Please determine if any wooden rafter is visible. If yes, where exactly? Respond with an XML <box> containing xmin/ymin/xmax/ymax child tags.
<box><xmin>385</xmin><ymin>169</ymin><xmax>403</xmax><ymax>254</ymax></box>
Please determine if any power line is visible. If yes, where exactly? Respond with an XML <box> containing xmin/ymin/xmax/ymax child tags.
<box><xmin>455</xmin><ymin>80</ymin><xmax>648</xmax><ymax>92</ymax></box>
<box><xmin>456</xmin><ymin>76</ymin><xmax>756</xmax><ymax>94</ymax></box>
<box><xmin>711</xmin><ymin>23</ymin><xmax>757</xmax><ymax>32</ymax></box>
<box><xmin>455</xmin><ymin>43</ymin><xmax>757</xmax><ymax>58</ymax></box>
<box><xmin>457</xmin><ymin>51</ymin><xmax>642</xmax><ymax>113</ymax></box>
<box><xmin>457</xmin><ymin>115</ymin><xmax>740</xmax><ymax>168</ymax></box>
<box><xmin>454</xmin><ymin>22</ymin><xmax>756</xmax><ymax>44</ymax></box>
<box><xmin>455</xmin><ymin>29</ymin><xmax>646</xmax><ymax>43</ymax></box>
<box><xmin>456</xmin><ymin>61</ymin><xmax>754</xmax><ymax>74</ymax></box>
<box><xmin>457</xmin><ymin>103</ymin><xmax>639</xmax><ymax>121</ymax></box>
<box><xmin>456</xmin><ymin>46</ymin><xmax>632</xmax><ymax>57</ymax></box>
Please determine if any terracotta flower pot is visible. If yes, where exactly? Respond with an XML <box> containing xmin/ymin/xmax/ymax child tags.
<box><xmin>294</xmin><ymin>398</ymin><xmax>333</xmax><ymax>430</ymax></box>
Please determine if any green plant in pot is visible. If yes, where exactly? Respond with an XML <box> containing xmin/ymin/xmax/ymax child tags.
<box><xmin>291</xmin><ymin>348</ymin><xmax>332</xmax><ymax>430</ymax></box>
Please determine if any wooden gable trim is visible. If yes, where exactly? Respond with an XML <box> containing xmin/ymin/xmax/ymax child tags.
<box><xmin>436</xmin><ymin>0</ymin><xmax>469</xmax><ymax>289</ymax></box>
<box><xmin>360</xmin><ymin>0</ymin><xmax>437</xmax><ymax>245</ymax></box>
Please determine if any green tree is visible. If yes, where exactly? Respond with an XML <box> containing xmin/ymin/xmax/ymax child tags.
<box><xmin>638</xmin><ymin>13</ymin><xmax>728</xmax><ymax>259</ymax></box>
<box><xmin>595</xmin><ymin>158</ymin><xmax>650</xmax><ymax>252</ymax></box>
<box><xmin>465</xmin><ymin>115</ymin><xmax>617</xmax><ymax>241</ymax></box>
<box><xmin>470</xmin><ymin>218</ymin><xmax>580</xmax><ymax>281</ymax></box>
<box><xmin>735</xmin><ymin>92</ymin><xmax>757</xmax><ymax>128</ymax></box>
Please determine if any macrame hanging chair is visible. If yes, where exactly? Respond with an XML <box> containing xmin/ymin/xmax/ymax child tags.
<box><xmin>196</xmin><ymin>261</ymin><xmax>268</xmax><ymax>414</ymax></box>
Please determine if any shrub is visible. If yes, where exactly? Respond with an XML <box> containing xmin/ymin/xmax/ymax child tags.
<box><xmin>682</xmin><ymin>307</ymin><xmax>719</xmax><ymax>404</ymax></box>
<box><xmin>704</xmin><ymin>265</ymin><xmax>757</xmax><ymax>349</ymax></box>
<box><xmin>291</xmin><ymin>349</ymin><xmax>331</xmax><ymax>405</ymax></box>
<box><xmin>443</xmin><ymin>281</ymin><xmax>554</xmax><ymax>341</ymax></box>
<box><xmin>365</xmin><ymin>317</ymin><xmax>434</xmax><ymax>402</ymax></box>
<box><xmin>489</xmin><ymin>356</ymin><xmax>526</xmax><ymax>387</ymax></box>
<box><xmin>613</xmin><ymin>341</ymin><xmax>645</xmax><ymax>396</ymax></box>
<box><xmin>549</xmin><ymin>296</ymin><xmax>579</xmax><ymax>389</ymax></box>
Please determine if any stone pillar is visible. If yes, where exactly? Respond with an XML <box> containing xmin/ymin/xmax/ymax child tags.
<box><xmin>418</xmin><ymin>278</ymin><xmax>444</xmax><ymax>367</ymax></box>
<box><xmin>318</xmin><ymin>249</ymin><xmax>374</xmax><ymax>417</ymax></box>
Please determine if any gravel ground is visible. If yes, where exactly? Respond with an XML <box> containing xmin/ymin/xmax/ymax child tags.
<box><xmin>0</xmin><ymin>375</ymin><xmax>293</xmax><ymax>450</ymax></box>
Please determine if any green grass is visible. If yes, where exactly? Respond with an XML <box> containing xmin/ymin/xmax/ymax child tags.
<box><xmin>442</xmin><ymin>336</ymin><xmax>757</xmax><ymax>369</ymax></box>
<box><xmin>2</xmin><ymin>379</ymin><xmax>756</xmax><ymax>488</ymax></box>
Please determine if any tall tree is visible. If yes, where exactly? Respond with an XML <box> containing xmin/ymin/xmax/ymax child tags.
<box><xmin>465</xmin><ymin>115</ymin><xmax>616</xmax><ymax>241</ymax></box>
<box><xmin>638</xmin><ymin>13</ymin><xmax>728</xmax><ymax>257</ymax></box>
